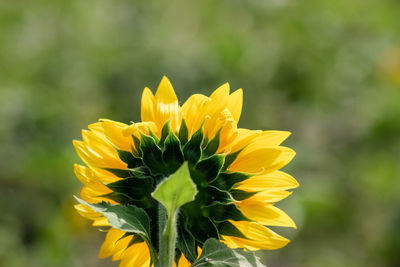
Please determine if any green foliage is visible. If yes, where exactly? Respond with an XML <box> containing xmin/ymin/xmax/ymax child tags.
<box><xmin>152</xmin><ymin>162</ymin><xmax>197</xmax><ymax>215</ymax></box>
<box><xmin>74</xmin><ymin>197</ymin><xmax>158</xmax><ymax>264</ymax></box>
<box><xmin>191</xmin><ymin>238</ymin><xmax>265</xmax><ymax>267</ymax></box>
<box><xmin>74</xmin><ymin>197</ymin><xmax>151</xmax><ymax>239</ymax></box>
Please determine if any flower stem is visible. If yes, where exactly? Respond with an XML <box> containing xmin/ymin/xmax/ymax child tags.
<box><xmin>158</xmin><ymin>205</ymin><xmax>178</xmax><ymax>267</ymax></box>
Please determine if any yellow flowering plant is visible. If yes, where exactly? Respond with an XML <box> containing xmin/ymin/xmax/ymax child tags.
<box><xmin>73</xmin><ymin>77</ymin><xmax>298</xmax><ymax>266</ymax></box>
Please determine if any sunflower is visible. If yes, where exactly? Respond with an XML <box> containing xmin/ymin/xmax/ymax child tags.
<box><xmin>73</xmin><ymin>76</ymin><xmax>298</xmax><ymax>266</ymax></box>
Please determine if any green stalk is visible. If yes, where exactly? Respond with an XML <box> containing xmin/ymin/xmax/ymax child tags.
<box><xmin>158</xmin><ymin>205</ymin><xmax>178</xmax><ymax>267</ymax></box>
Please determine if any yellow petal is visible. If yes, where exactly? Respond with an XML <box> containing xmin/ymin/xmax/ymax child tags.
<box><xmin>92</xmin><ymin>217</ymin><xmax>110</xmax><ymax>226</ymax></box>
<box><xmin>74</xmin><ymin>204</ymin><xmax>110</xmax><ymax>226</ymax></box>
<box><xmin>229</xmin><ymin>146</ymin><xmax>295</xmax><ymax>174</ymax></box>
<box><xmin>226</xmin><ymin>88</ymin><xmax>243</xmax><ymax>123</ymax></box>
<box><xmin>74</xmin><ymin>164</ymin><xmax>120</xmax><ymax>185</ymax></box>
<box><xmin>235</xmin><ymin>171</ymin><xmax>299</xmax><ymax>191</ymax></box>
<box><xmin>141</xmin><ymin>87</ymin><xmax>155</xmax><ymax>122</ymax></box>
<box><xmin>97</xmin><ymin>119</ymin><xmax>132</xmax><ymax>151</ymax></box>
<box><xmin>202</xmin><ymin>83</ymin><xmax>231</xmax><ymax>135</ymax></box>
<box><xmin>122</xmin><ymin>121</ymin><xmax>158</xmax><ymax>138</ymax></box>
<box><xmin>242</xmin><ymin>190</ymin><xmax>293</xmax><ymax>204</ymax></box>
<box><xmin>74</xmin><ymin>164</ymin><xmax>91</xmax><ymax>185</ymax></box>
<box><xmin>99</xmin><ymin>229</ymin><xmax>125</xmax><ymax>259</ymax></box>
<box><xmin>181</xmin><ymin>94</ymin><xmax>210</xmax><ymax>137</ymax></box>
<box><xmin>73</xmin><ymin>140</ymin><xmax>100</xmax><ymax>167</ymax></box>
<box><xmin>80</xmin><ymin>185</ymin><xmax>113</xmax><ymax>203</ymax></box>
<box><xmin>247</xmin><ymin>131</ymin><xmax>291</xmax><ymax>149</ymax></box>
<box><xmin>177</xmin><ymin>254</ymin><xmax>191</xmax><ymax>267</ymax></box>
<box><xmin>153</xmin><ymin>76</ymin><xmax>181</xmax><ymax>131</ymax></box>
<box><xmin>111</xmin><ymin>235</ymin><xmax>134</xmax><ymax>261</ymax></box>
<box><xmin>216</xmin><ymin>112</ymin><xmax>239</xmax><ymax>153</ymax></box>
<box><xmin>119</xmin><ymin>242</ymin><xmax>150</xmax><ymax>267</ymax></box>
<box><xmin>81</xmin><ymin>129</ymin><xmax>116</xmax><ymax>157</ymax></box>
<box><xmin>222</xmin><ymin>231</ymin><xmax>289</xmax><ymax>250</ymax></box>
<box><xmin>227</xmin><ymin>128</ymin><xmax>261</xmax><ymax>153</ymax></box>
<box><xmin>210</xmin><ymin>82</ymin><xmax>230</xmax><ymax>104</ymax></box>
<box><xmin>236</xmin><ymin>201</ymin><xmax>296</xmax><ymax>228</ymax></box>
<box><xmin>202</xmin><ymin>108</ymin><xmax>238</xmax><ymax>152</ymax></box>
<box><xmin>73</xmin><ymin>140</ymin><xmax>127</xmax><ymax>169</ymax></box>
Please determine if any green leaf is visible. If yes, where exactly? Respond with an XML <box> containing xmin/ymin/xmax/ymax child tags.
<box><xmin>74</xmin><ymin>197</ymin><xmax>158</xmax><ymax>265</ymax></box>
<box><xmin>152</xmin><ymin>162</ymin><xmax>197</xmax><ymax>215</ymax></box>
<box><xmin>74</xmin><ymin>197</ymin><xmax>151</xmax><ymax>237</ymax></box>
<box><xmin>191</xmin><ymin>238</ymin><xmax>266</xmax><ymax>267</ymax></box>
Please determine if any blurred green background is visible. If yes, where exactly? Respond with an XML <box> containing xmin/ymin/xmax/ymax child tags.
<box><xmin>1</xmin><ymin>0</ymin><xmax>400</xmax><ymax>266</ymax></box>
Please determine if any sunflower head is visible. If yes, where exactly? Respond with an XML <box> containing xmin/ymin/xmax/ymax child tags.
<box><xmin>73</xmin><ymin>76</ymin><xmax>298</xmax><ymax>266</ymax></box>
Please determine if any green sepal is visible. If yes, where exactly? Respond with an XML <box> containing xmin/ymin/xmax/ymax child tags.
<box><xmin>206</xmin><ymin>203</ymin><xmax>249</xmax><ymax>223</ymax></box>
<box><xmin>162</xmin><ymin>131</ymin><xmax>184</xmax><ymax>175</ymax></box>
<box><xmin>203</xmin><ymin>128</ymin><xmax>222</xmax><ymax>158</ymax></box>
<box><xmin>183</xmin><ymin>126</ymin><xmax>204</xmax><ymax>164</ymax></box>
<box><xmin>116</xmin><ymin>149</ymin><xmax>142</xmax><ymax>168</ymax></box>
<box><xmin>118</xmin><ymin>232</ymin><xmax>144</xmax><ymax>248</ymax></box>
<box><xmin>148</xmin><ymin>128</ymin><xmax>160</xmax><ymax>143</ymax></box>
<box><xmin>202</xmin><ymin>135</ymin><xmax>209</xmax><ymax>150</ymax></box>
<box><xmin>118</xmin><ymin>231</ymin><xmax>134</xmax><ymax>241</ymax></box>
<box><xmin>191</xmin><ymin>238</ymin><xmax>265</xmax><ymax>267</ymax></box>
<box><xmin>211</xmin><ymin>172</ymin><xmax>252</xmax><ymax>191</ymax></box>
<box><xmin>196</xmin><ymin>186</ymin><xmax>234</xmax><ymax>206</ymax></box>
<box><xmin>182</xmin><ymin>202</ymin><xmax>219</xmax><ymax>244</ymax></box>
<box><xmin>187</xmin><ymin>215</ymin><xmax>219</xmax><ymax>244</ymax></box>
<box><xmin>217</xmin><ymin>221</ymin><xmax>247</xmax><ymax>239</ymax></box>
<box><xmin>178</xmin><ymin>119</ymin><xmax>189</xmax><ymax>146</ymax></box>
<box><xmin>222</xmin><ymin>149</ymin><xmax>244</xmax><ymax>170</ymax></box>
<box><xmin>191</xmin><ymin>155</ymin><xmax>225</xmax><ymax>187</ymax></box>
<box><xmin>100</xmin><ymin>192</ymin><xmax>134</xmax><ymax>205</ymax></box>
<box><xmin>106</xmin><ymin>177</ymin><xmax>154</xmax><ymax>201</ymax></box>
<box><xmin>159</xmin><ymin>120</ymin><xmax>172</xmax><ymax>147</ymax></box>
<box><xmin>127</xmin><ymin>234</ymin><xmax>144</xmax><ymax>246</ymax></box>
<box><xmin>230</xmin><ymin>189</ymin><xmax>258</xmax><ymax>201</ymax></box>
<box><xmin>131</xmin><ymin>134</ymin><xmax>142</xmax><ymax>157</ymax></box>
<box><xmin>128</xmin><ymin>166</ymin><xmax>150</xmax><ymax>179</ymax></box>
<box><xmin>104</xmin><ymin>168</ymin><xmax>133</xmax><ymax>178</ymax></box>
<box><xmin>139</xmin><ymin>133</ymin><xmax>166</xmax><ymax>175</ymax></box>
<box><xmin>177</xmin><ymin>216</ymin><xmax>198</xmax><ymax>262</ymax></box>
